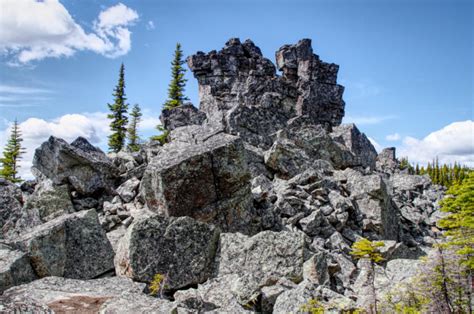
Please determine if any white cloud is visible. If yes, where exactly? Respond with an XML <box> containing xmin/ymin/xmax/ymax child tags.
<box><xmin>385</xmin><ymin>133</ymin><xmax>401</xmax><ymax>141</ymax></box>
<box><xmin>146</xmin><ymin>21</ymin><xmax>156</xmax><ymax>30</ymax></box>
<box><xmin>343</xmin><ymin>115</ymin><xmax>396</xmax><ymax>125</ymax></box>
<box><xmin>367</xmin><ymin>137</ymin><xmax>382</xmax><ymax>152</ymax></box>
<box><xmin>398</xmin><ymin>120</ymin><xmax>474</xmax><ymax>167</ymax></box>
<box><xmin>0</xmin><ymin>0</ymin><xmax>139</xmax><ymax>64</ymax></box>
<box><xmin>0</xmin><ymin>84</ymin><xmax>52</xmax><ymax>107</ymax></box>
<box><xmin>0</xmin><ymin>111</ymin><xmax>160</xmax><ymax>180</ymax></box>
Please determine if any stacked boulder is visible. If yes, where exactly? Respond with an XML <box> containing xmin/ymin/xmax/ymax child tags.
<box><xmin>0</xmin><ymin>38</ymin><xmax>445</xmax><ymax>313</ymax></box>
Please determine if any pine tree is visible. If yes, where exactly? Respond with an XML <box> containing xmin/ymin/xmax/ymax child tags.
<box><xmin>127</xmin><ymin>104</ymin><xmax>142</xmax><ymax>152</ymax></box>
<box><xmin>163</xmin><ymin>43</ymin><xmax>189</xmax><ymax>110</ymax></box>
<box><xmin>108</xmin><ymin>63</ymin><xmax>129</xmax><ymax>153</ymax></box>
<box><xmin>0</xmin><ymin>119</ymin><xmax>26</xmax><ymax>183</ymax></box>
<box><xmin>350</xmin><ymin>238</ymin><xmax>385</xmax><ymax>314</ymax></box>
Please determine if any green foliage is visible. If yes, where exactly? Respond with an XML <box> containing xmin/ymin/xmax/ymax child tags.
<box><xmin>150</xmin><ymin>125</ymin><xmax>170</xmax><ymax>145</ymax></box>
<box><xmin>350</xmin><ymin>238</ymin><xmax>385</xmax><ymax>263</ymax></box>
<box><xmin>127</xmin><ymin>104</ymin><xmax>142</xmax><ymax>152</ymax></box>
<box><xmin>163</xmin><ymin>43</ymin><xmax>189</xmax><ymax>110</ymax></box>
<box><xmin>0</xmin><ymin>119</ymin><xmax>25</xmax><ymax>183</ymax></box>
<box><xmin>438</xmin><ymin>172</ymin><xmax>474</xmax><ymax>270</ymax></box>
<box><xmin>399</xmin><ymin>157</ymin><xmax>414</xmax><ymax>174</ymax></box>
<box><xmin>416</xmin><ymin>158</ymin><xmax>471</xmax><ymax>188</ymax></box>
<box><xmin>108</xmin><ymin>63</ymin><xmax>129</xmax><ymax>153</ymax></box>
<box><xmin>300</xmin><ymin>299</ymin><xmax>325</xmax><ymax>314</ymax></box>
<box><xmin>149</xmin><ymin>273</ymin><xmax>166</xmax><ymax>297</ymax></box>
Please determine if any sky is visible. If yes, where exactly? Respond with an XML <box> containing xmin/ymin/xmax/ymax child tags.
<box><xmin>0</xmin><ymin>0</ymin><xmax>473</xmax><ymax>179</ymax></box>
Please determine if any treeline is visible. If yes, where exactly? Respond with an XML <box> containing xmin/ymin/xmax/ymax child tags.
<box><xmin>400</xmin><ymin>157</ymin><xmax>472</xmax><ymax>188</ymax></box>
<box><xmin>0</xmin><ymin>43</ymin><xmax>189</xmax><ymax>182</ymax></box>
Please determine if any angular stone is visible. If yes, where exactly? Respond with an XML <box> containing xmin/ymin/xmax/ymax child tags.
<box><xmin>24</xmin><ymin>179</ymin><xmax>74</xmax><ymax>221</ymax></box>
<box><xmin>376</xmin><ymin>147</ymin><xmax>399</xmax><ymax>173</ymax></box>
<box><xmin>330</xmin><ymin>123</ymin><xmax>377</xmax><ymax>170</ymax></box>
<box><xmin>15</xmin><ymin>209</ymin><xmax>114</xmax><ymax>279</ymax></box>
<box><xmin>160</xmin><ymin>103</ymin><xmax>207</xmax><ymax>131</ymax></box>
<box><xmin>115</xmin><ymin>215</ymin><xmax>220</xmax><ymax>290</ymax></box>
<box><xmin>0</xmin><ymin>244</ymin><xmax>37</xmax><ymax>293</ymax></box>
<box><xmin>217</xmin><ymin>230</ymin><xmax>305</xmax><ymax>298</ymax></box>
<box><xmin>32</xmin><ymin>136</ymin><xmax>118</xmax><ymax>195</ymax></box>
<box><xmin>0</xmin><ymin>178</ymin><xmax>24</xmax><ymax>238</ymax></box>
<box><xmin>116</xmin><ymin>177</ymin><xmax>140</xmax><ymax>203</ymax></box>
<box><xmin>139</xmin><ymin>127</ymin><xmax>256</xmax><ymax>233</ymax></box>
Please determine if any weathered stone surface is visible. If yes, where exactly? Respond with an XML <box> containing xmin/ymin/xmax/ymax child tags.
<box><xmin>0</xmin><ymin>178</ymin><xmax>24</xmax><ymax>238</ymax></box>
<box><xmin>330</xmin><ymin>123</ymin><xmax>377</xmax><ymax>170</ymax></box>
<box><xmin>216</xmin><ymin>230</ymin><xmax>305</xmax><ymax>303</ymax></box>
<box><xmin>116</xmin><ymin>177</ymin><xmax>140</xmax><ymax>203</ymax></box>
<box><xmin>32</xmin><ymin>136</ymin><xmax>118</xmax><ymax>195</ymax></box>
<box><xmin>160</xmin><ymin>103</ymin><xmax>207</xmax><ymax>131</ymax></box>
<box><xmin>376</xmin><ymin>147</ymin><xmax>399</xmax><ymax>173</ymax></box>
<box><xmin>140</xmin><ymin>127</ymin><xmax>257</xmax><ymax>233</ymax></box>
<box><xmin>115</xmin><ymin>215</ymin><xmax>220</xmax><ymax>290</ymax></box>
<box><xmin>0</xmin><ymin>276</ymin><xmax>176</xmax><ymax>313</ymax></box>
<box><xmin>0</xmin><ymin>244</ymin><xmax>36</xmax><ymax>293</ymax></box>
<box><xmin>15</xmin><ymin>209</ymin><xmax>114</xmax><ymax>279</ymax></box>
<box><xmin>264</xmin><ymin>119</ymin><xmax>351</xmax><ymax>178</ymax></box>
<box><xmin>24</xmin><ymin>179</ymin><xmax>74</xmax><ymax>221</ymax></box>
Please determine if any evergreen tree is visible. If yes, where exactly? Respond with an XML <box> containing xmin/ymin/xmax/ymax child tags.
<box><xmin>127</xmin><ymin>104</ymin><xmax>142</xmax><ymax>152</ymax></box>
<box><xmin>108</xmin><ymin>63</ymin><xmax>129</xmax><ymax>153</ymax></box>
<box><xmin>163</xmin><ymin>43</ymin><xmax>189</xmax><ymax>110</ymax></box>
<box><xmin>350</xmin><ymin>238</ymin><xmax>385</xmax><ymax>314</ymax></box>
<box><xmin>0</xmin><ymin>119</ymin><xmax>25</xmax><ymax>183</ymax></box>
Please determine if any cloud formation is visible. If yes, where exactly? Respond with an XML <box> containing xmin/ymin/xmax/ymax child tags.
<box><xmin>385</xmin><ymin>133</ymin><xmax>401</xmax><ymax>141</ymax></box>
<box><xmin>0</xmin><ymin>0</ymin><xmax>139</xmax><ymax>64</ymax></box>
<box><xmin>0</xmin><ymin>112</ymin><xmax>160</xmax><ymax>179</ymax></box>
<box><xmin>398</xmin><ymin>120</ymin><xmax>474</xmax><ymax>167</ymax></box>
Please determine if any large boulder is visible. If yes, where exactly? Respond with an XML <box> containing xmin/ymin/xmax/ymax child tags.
<box><xmin>0</xmin><ymin>276</ymin><xmax>177</xmax><ymax>313</ymax></box>
<box><xmin>14</xmin><ymin>209</ymin><xmax>114</xmax><ymax>279</ymax></box>
<box><xmin>264</xmin><ymin>118</ymin><xmax>351</xmax><ymax>179</ymax></box>
<box><xmin>139</xmin><ymin>126</ymin><xmax>257</xmax><ymax>233</ymax></box>
<box><xmin>0</xmin><ymin>178</ymin><xmax>24</xmax><ymax>238</ymax></box>
<box><xmin>115</xmin><ymin>215</ymin><xmax>220</xmax><ymax>290</ymax></box>
<box><xmin>376</xmin><ymin>147</ymin><xmax>399</xmax><ymax>173</ymax></box>
<box><xmin>23</xmin><ymin>179</ymin><xmax>74</xmax><ymax>221</ymax></box>
<box><xmin>330</xmin><ymin>123</ymin><xmax>378</xmax><ymax>170</ymax></box>
<box><xmin>0</xmin><ymin>244</ymin><xmax>37</xmax><ymax>293</ymax></box>
<box><xmin>160</xmin><ymin>103</ymin><xmax>207</xmax><ymax>131</ymax></box>
<box><xmin>32</xmin><ymin>136</ymin><xmax>118</xmax><ymax>196</ymax></box>
<box><xmin>216</xmin><ymin>230</ymin><xmax>305</xmax><ymax>303</ymax></box>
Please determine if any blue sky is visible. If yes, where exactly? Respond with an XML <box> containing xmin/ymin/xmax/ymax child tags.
<box><xmin>0</xmin><ymin>0</ymin><xmax>473</xmax><ymax>177</ymax></box>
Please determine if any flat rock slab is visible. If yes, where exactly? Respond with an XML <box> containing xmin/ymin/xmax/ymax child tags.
<box><xmin>115</xmin><ymin>215</ymin><xmax>220</xmax><ymax>290</ymax></box>
<box><xmin>0</xmin><ymin>276</ymin><xmax>176</xmax><ymax>313</ymax></box>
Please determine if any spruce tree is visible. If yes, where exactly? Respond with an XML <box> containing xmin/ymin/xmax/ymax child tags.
<box><xmin>127</xmin><ymin>104</ymin><xmax>142</xmax><ymax>152</ymax></box>
<box><xmin>108</xmin><ymin>63</ymin><xmax>129</xmax><ymax>153</ymax></box>
<box><xmin>163</xmin><ymin>43</ymin><xmax>189</xmax><ymax>110</ymax></box>
<box><xmin>0</xmin><ymin>119</ymin><xmax>26</xmax><ymax>183</ymax></box>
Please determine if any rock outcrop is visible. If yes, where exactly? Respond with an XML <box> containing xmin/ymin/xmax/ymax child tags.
<box><xmin>0</xmin><ymin>38</ymin><xmax>446</xmax><ymax>313</ymax></box>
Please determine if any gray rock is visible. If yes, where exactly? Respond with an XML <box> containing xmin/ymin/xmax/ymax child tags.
<box><xmin>0</xmin><ymin>244</ymin><xmax>37</xmax><ymax>293</ymax></box>
<box><xmin>217</xmin><ymin>230</ymin><xmax>305</xmax><ymax>303</ymax></box>
<box><xmin>0</xmin><ymin>276</ymin><xmax>176</xmax><ymax>313</ymax></box>
<box><xmin>14</xmin><ymin>209</ymin><xmax>114</xmax><ymax>279</ymax></box>
<box><xmin>376</xmin><ymin>147</ymin><xmax>399</xmax><ymax>173</ymax></box>
<box><xmin>330</xmin><ymin>123</ymin><xmax>377</xmax><ymax>170</ymax></box>
<box><xmin>160</xmin><ymin>103</ymin><xmax>207</xmax><ymax>131</ymax></box>
<box><xmin>116</xmin><ymin>177</ymin><xmax>140</xmax><ymax>203</ymax></box>
<box><xmin>140</xmin><ymin>127</ymin><xmax>257</xmax><ymax>233</ymax></box>
<box><xmin>115</xmin><ymin>215</ymin><xmax>220</xmax><ymax>290</ymax></box>
<box><xmin>0</xmin><ymin>178</ymin><xmax>24</xmax><ymax>238</ymax></box>
<box><xmin>32</xmin><ymin>136</ymin><xmax>118</xmax><ymax>195</ymax></box>
<box><xmin>303</xmin><ymin>251</ymin><xmax>330</xmax><ymax>286</ymax></box>
<box><xmin>24</xmin><ymin>179</ymin><xmax>74</xmax><ymax>221</ymax></box>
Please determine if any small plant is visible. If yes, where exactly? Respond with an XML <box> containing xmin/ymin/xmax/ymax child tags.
<box><xmin>149</xmin><ymin>273</ymin><xmax>166</xmax><ymax>297</ymax></box>
<box><xmin>150</xmin><ymin>125</ymin><xmax>170</xmax><ymax>145</ymax></box>
<box><xmin>300</xmin><ymin>298</ymin><xmax>325</xmax><ymax>314</ymax></box>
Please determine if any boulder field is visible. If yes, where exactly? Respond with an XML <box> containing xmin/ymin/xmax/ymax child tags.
<box><xmin>0</xmin><ymin>39</ymin><xmax>444</xmax><ymax>313</ymax></box>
